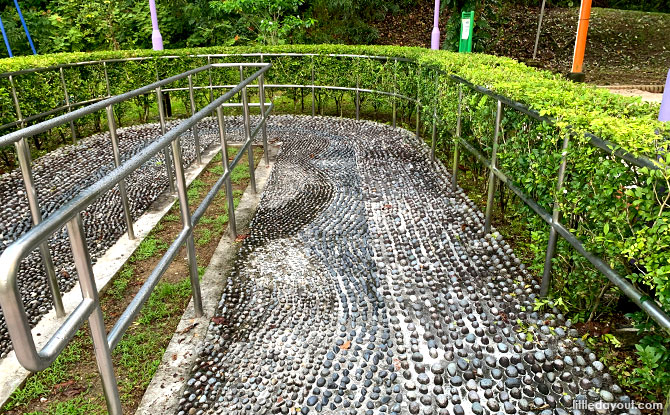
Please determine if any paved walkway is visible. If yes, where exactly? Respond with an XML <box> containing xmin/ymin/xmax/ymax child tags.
<box><xmin>175</xmin><ymin>116</ymin><xmax>633</xmax><ymax>415</ymax></box>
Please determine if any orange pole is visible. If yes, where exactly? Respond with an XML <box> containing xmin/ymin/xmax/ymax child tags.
<box><xmin>571</xmin><ymin>0</ymin><xmax>592</xmax><ymax>74</ymax></box>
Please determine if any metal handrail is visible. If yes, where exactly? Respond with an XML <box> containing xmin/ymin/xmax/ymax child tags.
<box><xmin>0</xmin><ymin>61</ymin><xmax>272</xmax><ymax>414</ymax></box>
<box><xmin>449</xmin><ymin>74</ymin><xmax>663</xmax><ymax>172</ymax></box>
<box><xmin>1</xmin><ymin>53</ymin><xmax>660</xmax><ymax>171</ymax></box>
<box><xmin>0</xmin><ymin>65</ymin><xmax>210</xmax><ymax>146</ymax></box>
<box><xmin>0</xmin><ymin>53</ymin><xmax>414</xmax><ymax>136</ymax></box>
<box><xmin>2</xmin><ymin>52</ymin><xmax>668</xmax><ymax>323</ymax></box>
<box><xmin>446</xmin><ymin>80</ymin><xmax>670</xmax><ymax>332</ymax></box>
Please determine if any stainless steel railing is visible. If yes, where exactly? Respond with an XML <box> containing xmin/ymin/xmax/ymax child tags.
<box><xmin>0</xmin><ymin>61</ymin><xmax>272</xmax><ymax>414</ymax></box>
<box><xmin>444</xmin><ymin>74</ymin><xmax>670</xmax><ymax>333</ymax></box>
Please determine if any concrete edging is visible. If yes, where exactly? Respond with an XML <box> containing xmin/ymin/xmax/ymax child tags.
<box><xmin>134</xmin><ymin>145</ymin><xmax>278</xmax><ymax>415</ymax></box>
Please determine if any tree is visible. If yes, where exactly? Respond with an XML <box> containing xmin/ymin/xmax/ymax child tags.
<box><xmin>210</xmin><ymin>0</ymin><xmax>315</xmax><ymax>45</ymax></box>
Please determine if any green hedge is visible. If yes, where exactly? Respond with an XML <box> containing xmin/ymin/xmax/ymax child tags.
<box><xmin>0</xmin><ymin>45</ymin><xmax>668</xmax><ymax>309</ymax></box>
<box><xmin>0</xmin><ymin>43</ymin><xmax>669</xmax><ymax>396</ymax></box>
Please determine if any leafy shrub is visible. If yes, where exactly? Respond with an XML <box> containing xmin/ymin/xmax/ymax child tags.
<box><xmin>0</xmin><ymin>44</ymin><xmax>668</xmax><ymax>397</ymax></box>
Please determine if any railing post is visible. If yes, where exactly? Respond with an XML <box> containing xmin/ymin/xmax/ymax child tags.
<box><xmin>9</xmin><ymin>74</ymin><xmax>65</xmax><ymax>318</ymax></box>
<box><xmin>415</xmin><ymin>71</ymin><xmax>421</xmax><ymax>141</ymax></box>
<box><xmin>484</xmin><ymin>100</ymin><xmax>503</xmax><ymax>234</ymax></box>
<box><xmin>207</xmin><ymin>55</ymin><xmax>214</xmax><ymax>106</ymax></box>
<box><xmin>393</xmin><ymin>60</ymin><xmax>397</xmax><ymax>128</ymax></box>
<box><xmin>258</xmin><ymin>72</ymin><xmax>269</xmax><ymax>167</ymax></box>
<box><xmin>216</xmin><ymin>107</ymin><xmax>237</xmax><ymax>239</ymax></box>
<box><xmin>156</xmin><ymin>86</ymin><xmax>176</xmax><ymax>193</ymax></box>
<box><xmin>106</xmin><ymin>105</ymin><xmax>135</xmax><ymax>240</ymax></box>
<box><xmin>311</xmin><ymin>55</ymin><xmax>316</xmax><ymax>117</ymax></box>
<box><xmin>431</xmin><ymin>72</ymin><xmax>439</xmax><ymax>162</ymax></box>
<box><xmin>188</xmin><ymin>75</ymin><xmax>202</xmax><ymax>165</ymax></box>
<box><xmin>356</xmin><ymin>75</ymin><xmax>360</xmax><ymax>121</ymax></box>
<box><xmin>59</xmin><ymin>67</ymin><xmax>77</xmax><ymax>144</ymax></box>
<box><xmin>66</xmin><ymin>213</ymin><xmax>122</xmax><ymax>415</ymax></box>
<box><xmin>451</xmin><ymin>84</ymin><xmax>462</xmax><ymax>192</ymax></box>
<box><xmin>540</xmin><ymin>134</ymin><xmax>571</xmax><ymax>297</ymax></box>
<box><xmin>240</xmin><ymin>66</ymin><xmax>256</xmax><ymax>194</ymax></box>
<box><xmin>15</xmin><ymin>139</ymin><xmax>65</xmax><ymax>318</ymax></box>
<box><xmin>170</xmin><ymin>133</ymin><xmax>203</xmax><ymax>317</ymax></box>
<box><xmin>103</xmin><ymin>61</ymin><xmax>111</xmax><ymax>97</ymax></box>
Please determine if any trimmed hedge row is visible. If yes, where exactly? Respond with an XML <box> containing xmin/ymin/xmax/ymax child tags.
<box><xmin>0</xmin><ymin>44</ymin><xmax>668</xmax><ymax>321</ymax></box>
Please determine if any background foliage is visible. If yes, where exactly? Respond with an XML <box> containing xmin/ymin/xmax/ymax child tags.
<box><xmin>2</xmin><ymin>0</ymin><xmax>668</xmax><ymax>58</ymax></box>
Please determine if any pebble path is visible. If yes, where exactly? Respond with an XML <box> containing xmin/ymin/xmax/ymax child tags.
<box><xmin>177</xmin><ymin>116</ymin><xmax>634</xmax><ymax>415</ymax></box>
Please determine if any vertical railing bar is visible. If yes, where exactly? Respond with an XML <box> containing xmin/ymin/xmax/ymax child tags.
<box><xmin>9</xmin><ymin>74</ymin><xmax>65</xmax><ymax>318</ymax></box>
<box><xmin>103</xmin><ymin>61</ymin><xmax>111</xmax><ymax>98</ymax></box>
<box><xmin>540</xmin><ymin>134</ymin><xmax>571</xmax><ymax>297</ymax></box>
<box><xmin>207</xmin><ymin>56</ymin><xmax>214</xmax><ymax>102</ymax></box>
<box><xmin>356</xmin><ymin>73</ymin><xmax>360</xmax><ymax>121</ymax></box>
<box><xmin>66</xmin><ymin>214</ymin><xmax>122</xmax><ymax>415</ymax></box>
<box><xmin>415</xmin><ymin>69</ymin><xmax>420</xmax><ymax>141</ymax></box>
<box><xmin>311</xmin><ymin>56</ymin><xmax>316</xmax><ymax>117</ymax></box>
<box><xmin>431</xmin><ymin>71</ymin><xmax>438</xmax><ymax>162</ymax></box>
<box><xmin>59</xmin><ymin>67</ymin><xmax>77</xmax><ymax>144</ymax></box>
<box><xmin>156</xmin><ymin>86</ymin><xmax>176</xmax><ymax>193</ymax></box>
<box><xmin>106</xmin><ymin>105</ymin><xmax>135</xmax><ymax>240</ymax></box>
<box><xmin>258</xmin><ymin>73</ymin><xmax>269</xmax><ymax>167</ymax></box>
<box><xmin>240</xmin><ymin>65</ymin><xmax>256</xmax><ymax>194</ymax></box>
<box><xmin>188</xmin><ymin>74</ymin><xmax>202</xmax><ymax>165</ymax></box>
<box><xmin>170</xmin><ymin>135</ymin><xmax>203</xmax><ymax>317</ymax></box>
<box><xmin>392</xmin><ymin>60</ymin><xmax>397</xmax><ymax>128</ymax></box>
<box><xmin>216</xmin><ymin>106</ymin><xmax>237</xmax><ymax>239</ymax></box>
<box><xmin>207</xmin><ymin>55</ymin><xmax>215</xmax><ymax>118</ymax></box>
<box><xmin>259</xmin><ymin>53</ymin><xmax>269</xmax><ymax>166</ymax></box>
<box><xmin>15</xmin><ymin>138</ymin><xmax>65</xmax><ymax>317</ymax></box>
<box><xmin>484</xmin><ymin>100</ymin><xmax>503</xmax><ymax>234</ymax></box>
<box><xmin>451</xmin><ymin>84</ymin><xmax>462</xmax><ymax>192</ymax></box>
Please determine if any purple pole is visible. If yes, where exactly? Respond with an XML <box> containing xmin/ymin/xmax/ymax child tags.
<box><xmin>660</xmin><ymin>69</ymin><xmax>670</xmax><ymax>122</ymax></box>
<box><xmin>149</xmin><ymin>0</ymin><xmax>163</xmax><ymax>50</ymax></box>
<box><xmin>431</xmin><ymin>0</ymin><xmax>440</xmax><ymax>50</ymax></box>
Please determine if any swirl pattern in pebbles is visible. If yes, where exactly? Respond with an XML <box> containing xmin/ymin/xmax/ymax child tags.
<box><xmin>177</xmin><ymin>116</ymin><xmax>633</xmax><ymax>415</ymax></box>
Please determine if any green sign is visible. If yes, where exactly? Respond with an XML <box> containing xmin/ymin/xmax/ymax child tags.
<box><xmin>459</xmin><ymin>11</ymin><xmax>474</xmax><ymax>53</ymax></box>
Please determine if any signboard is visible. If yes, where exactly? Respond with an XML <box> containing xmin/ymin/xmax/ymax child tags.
<box><xmin>461</xmin><ymin>19</ymin><xmax>471</xmax><ymax>40</ymax></box>
<box><xmin>459</xmin><ymin>11</ymin><xmax>474</xmax><ymax>53</ymax></box>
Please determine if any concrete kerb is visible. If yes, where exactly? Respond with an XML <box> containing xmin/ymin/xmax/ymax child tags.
<box><xmin>0</xmin><ymin>135</ymin><xmax>225</xmax><ymax>407</ymax></box>
<box><xmin>134</xmin><ymin>143</ymin><xmax>278</xmax><ymax>415</ymax></box>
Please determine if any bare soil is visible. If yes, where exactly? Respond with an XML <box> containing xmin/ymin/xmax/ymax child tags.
<box><xmin>373</xmin><ymin>2</ymin><xmax>670</xmax><ymax>85</ymax></box>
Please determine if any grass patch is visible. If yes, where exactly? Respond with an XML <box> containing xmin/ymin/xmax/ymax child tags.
<box><xmin>107</xmin><ymin>266</ymin><xmax>133</xmax><ymax>300</ymax></box>
<box><xmin>213</xmin><ymin>214</ymin><xmax>229</xmax><ymax>234</ymax></box>
<box><xmin>3</xmin><ymin>333</ymin><xmax>88</xmax><ymax>411</ymax></box>
<box><xmin>230</xmin><ymin>164</ymin><xmax>250</xmax><ymax>184</ymax></box>
<box><xmin>196</xmin><ymin>228</ymin><xmax>213</xmax><ymax>246</ymax></box>
<box><xmin>24</xmin><ymin>396</ymin><xmax>102</xmax><ymax>415</ymax></box>
<box><xmin>130</xmin><ymin>235</ymin><xmax>168</xmax><ymax>263</ymax></box>
<box><xmin>187</xmin><ymin>179</ymin><xmax>207</xmax><ymax>201</ymax></box>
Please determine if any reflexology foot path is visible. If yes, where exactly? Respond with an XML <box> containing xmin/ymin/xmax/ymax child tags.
<box><xmin>177</xmin><ymin>116</ymin><xmax>632</xmax><ymax>415</ymax></box>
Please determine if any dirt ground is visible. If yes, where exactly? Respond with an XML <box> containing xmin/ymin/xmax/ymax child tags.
<box><xmin>606</xmin><ymin>87</ymin><xmax>664</xmax><ymax>102</ymax></box>
<box><xmin>373</xmin><ymin>3</ymin><xmax>670</xmax><ymax>86</ymax></box>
